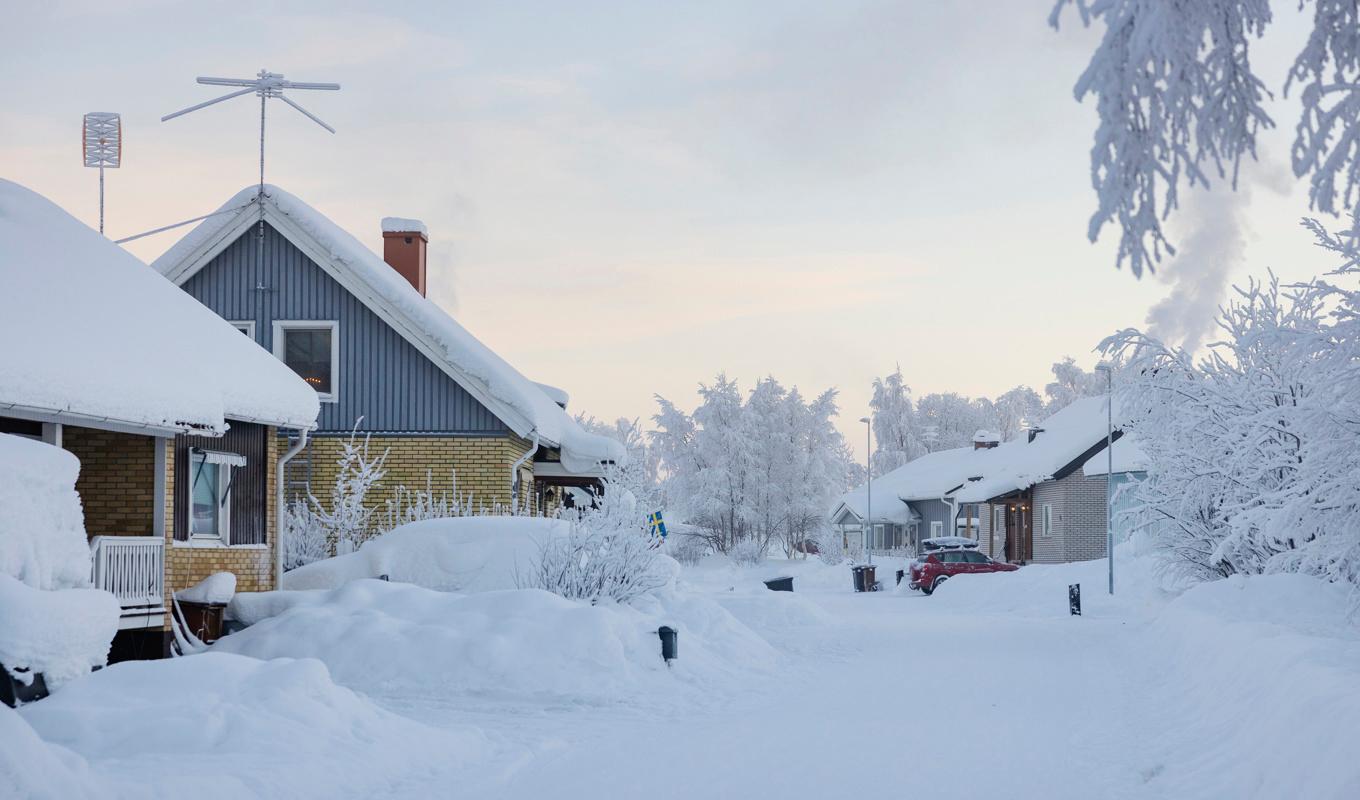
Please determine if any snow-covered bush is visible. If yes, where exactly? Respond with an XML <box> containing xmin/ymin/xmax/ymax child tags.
<box><xmin>284</xmin><ymin>424</ymin><xmax>388</xmax><ymax>570</ymax></box>
<box><xmin>728</xmin><ymin>537</ymin><xmax>766</xmax><ymax>567</ymax></box>
<box><xmin>1104</xmin><ymin>267</ymin><xmax>1360</xmax><ymax>598</ymax></box>
<box><xmin>813</xmin><ymin>526</ymin><xmax>846</xmax><ymax>566</ymax></box>
<box><xmin>379</xmin><ymin>470</ymin><xmax>479</xmax><ymax>531</ymax></box>
<box><xmin>669</xmin><ymin>534</ymin><xmax>709</xmax><ymax>566</ymax></box>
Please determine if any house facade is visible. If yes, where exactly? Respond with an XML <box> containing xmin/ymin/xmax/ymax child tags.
<box><xmin>152</xmin><ymin>185</ymin><xmax>623</xmax><ymax>535</ymax></box>
<box><xmin>0</xmin><ymin>179</ymin><xmax>319</xmax><ymax>659</ymax></box>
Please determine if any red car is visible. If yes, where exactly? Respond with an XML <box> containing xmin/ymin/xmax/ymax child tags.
<box><xmin>909</xmin><ymin>547</ymin><xmax>1017</xmax><ymax>595</ymax></box>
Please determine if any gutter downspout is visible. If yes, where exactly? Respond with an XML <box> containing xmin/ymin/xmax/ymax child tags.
<box><xmin>510</xmin><ymin>432</ymin><xmax>540</xmax><ymax>514</ymax></box>
<box><xmin>275</xmin><ymin>428</ymin><xmax>310</xmax><ymax>587</ymax></box>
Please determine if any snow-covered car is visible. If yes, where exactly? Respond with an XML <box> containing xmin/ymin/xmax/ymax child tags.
<box><xmin>908</xmin><ymin>548</ymin><xmax>1017</xmax><ymax>595</ymax></box>
<box><xmin>919</xmin><ymin>535</ymin><xmax>980</xmax><ymax>552</ymax></box>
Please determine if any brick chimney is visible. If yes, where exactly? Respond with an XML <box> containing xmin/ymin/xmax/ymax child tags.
<box><xmin>972</xmin><ymin>429</ymin><xmax>1000</xmax><ymax>450</ymax></box>
<box><xmin>381</xmin><ymin>217</ymin><xmax>428</xmax><ymax>296</ymax></box>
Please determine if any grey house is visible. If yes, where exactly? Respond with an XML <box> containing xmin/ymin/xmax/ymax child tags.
<box><xmin>151</xmin><ymin>185</ymin><xmax>623</xmax><ymax>526</ymax></box>
<box><xmin>952</xmin><ymin>396</ymin><xmax>1139</xmax><ymax>564</ymax></box>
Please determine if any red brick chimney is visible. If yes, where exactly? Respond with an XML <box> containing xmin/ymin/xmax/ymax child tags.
<box><xmin>381</xmin><ymin>217</ymin><xmax>428</xmax><ymax>296</ymax></box>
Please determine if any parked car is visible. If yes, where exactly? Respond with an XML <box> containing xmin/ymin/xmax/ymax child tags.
<box><xmin>908</xmin><ymin>548</ymin><xmax>1017</xmax><ymax>595</ymax></box>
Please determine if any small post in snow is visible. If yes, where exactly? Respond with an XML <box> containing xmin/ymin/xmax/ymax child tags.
<box><xmin>1068</xmin><ymin>583</ymin><xmax>1082</xmax><ymax>616</ymax></box>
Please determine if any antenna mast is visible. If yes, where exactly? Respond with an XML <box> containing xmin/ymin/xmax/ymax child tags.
<box><xmin>162</xmin><ymin>69</ymin><xmax>340</xmax><ymax>249</ymax></box>
<box><xmin>82</xmin><ymin>112</ymin><xmax>122</xmax><ymax>235</ymax></box>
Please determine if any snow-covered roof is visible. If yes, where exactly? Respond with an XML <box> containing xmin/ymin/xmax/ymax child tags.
<box><xmin>151</xmin><ymin>185</ymin><xmax>623</xmax><ymax>470</ymax></box>
<box><xmin>831</xmin><ymin>446</ymin><xmax>981</xmax><ymax>524</ymax></box>
<box><xmin>0</xmin><ymin>179</ymin><xmax>319</xmax><ymax>435</ymax></box>
<box><xmin>534</xmin><ymin>381</ymin><xmax>570</xmax><ymax>410</ymax></box>
<box><xmin>381</xmin><ymin>217</ymin><xmax>427</xmax><ymax>236</ymax></box>
<box><xmin>1082</xmin><ymin>433</ymin><xmax>1148</xmax><ymax>476</ymax></box>
<box><xmin>952</xmin><ymin>396</ymin><xmax>1114</xmax><ymax>503</ymax></box>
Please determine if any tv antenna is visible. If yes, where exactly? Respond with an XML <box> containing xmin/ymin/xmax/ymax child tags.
<box><xmin>162</xmin><ymin>69</ymin><xmax>340</xmax><ymax>201</ymax></box>
<box><xmin>83</xmin><ymin>112</ymin><xmax>121</xmax><ymax>235</ymax></box>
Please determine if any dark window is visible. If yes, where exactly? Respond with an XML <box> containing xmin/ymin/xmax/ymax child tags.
<box><xmin>964</xmin><ymin>551</ymin><xmax>989</xmax><ymax>564</ymax></box>
<box><xmin>282</xmin><ymin>327</ymin><xmax>333</xmax><ymax>395</ymax></box>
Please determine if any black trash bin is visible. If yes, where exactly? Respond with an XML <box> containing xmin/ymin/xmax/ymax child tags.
<box><xmin>764</xmin><ymin>576</ymin><xmax>794</xmax><ymax>592</ymax></box>
<box><xmin>851</xmin><ymin>565</ymin><xmax>865</xmax><ymax>592</ymax></box>
<box><xmin>852</xmin><ymin>565</ymin><xmax>878</xmax><ymax>592</ymax></box>
<box><xmin>0</xmin><ymin>664</ymin><xmax>48</xmax><ymax>708</ymax></box>
<box><xmin>895</xmin><ymin>569</ymin><xmax>905</xmax><ymax>586</ymax></box>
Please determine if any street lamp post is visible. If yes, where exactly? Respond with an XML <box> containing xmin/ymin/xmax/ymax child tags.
<box><xmin>1096</xmin><ymin>362</ymin><xmax>1114</xmax><ymax>595</ymax></box>
<box><xmin>859</xmin><ymin>416</ymin><xmax>872</xmax><ymax>565</ymax></box>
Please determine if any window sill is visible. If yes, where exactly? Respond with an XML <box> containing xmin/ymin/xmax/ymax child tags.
<box><xmin>173</xmin><ymin>539</ymin><xmax>269</xmax><ymax>550</ymax></box>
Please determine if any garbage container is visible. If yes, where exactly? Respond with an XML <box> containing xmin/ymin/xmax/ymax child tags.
<box><xmin>895</xmin><ymin>569</ymin><xmax>905</xmax><ymax>586</ymax></box>
<box><xmin>862</xmin><ymin>564</ymin><xmax>877</xmax><ymax>592</ymax></box>
<box><xmin>658</xmin><ymin>626</ymin><xmax>678</xmax><ymax>662</ymax></box>
<box><xmin>852</xmin><ymin>565</ymin><xmax>878</xmax><ymax>592</ymax></box>
<box><xmin>0</xmin><ymin>664</ymin><xmax>48</xmax><ymax>708</ymax></box>
<box><xmin>851</xmin><ymin>565</ymin><xmax>865</xmax><ymax>592</ymax></box>
<box><xmin>764</xmin><ymin>576</ymin><xmax>794</xmax><ymax>592</ymax></box>
<box><xmin>177</xmin><ymin>600</ymin><xmax>227</xmax><ymax>644</ymax></box>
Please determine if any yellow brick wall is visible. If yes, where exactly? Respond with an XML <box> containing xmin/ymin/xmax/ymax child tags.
<box><xmin>294</xmin><ymin>433</ymin><xmax>535</xmax><ymax>537</ymax></box>
<box><xmin>164</xmin><ymin>429</ymin><xmax>280</xmax><ymax>630</ymax></box>
<box><xmin>63</xmin><ymin>426</ymin><xmax>156</xmax><ymax>537</ymax></box>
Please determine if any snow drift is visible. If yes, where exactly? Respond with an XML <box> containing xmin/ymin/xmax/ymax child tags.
<box><xmin>216</xmin><ymin>580</ymin><xmax>777</xmax><ymax>705</ymax></box>
<box><xmin>280</xmin><ymin>516</ymin><xmax>571</xmax><ymax>592</ymax></box>
<box><xmin>18</xmin><ymin>653</ymin><xmax>484</xmax><ymax>800</ymax></box>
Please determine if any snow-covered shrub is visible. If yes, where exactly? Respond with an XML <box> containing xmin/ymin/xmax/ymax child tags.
<box><xmin>284</xmin><ymin>423</ymin><xmax>389</xmax><ymax>571</ymax></box>
<box><xmin>669</xmin><ymin>534</ymin><xmax>709</xmax><ymax>566</ymax></box>
<box><xmin>728</xmin><ymin>537</ymin><xmax>766</xmax><ymax>567</ymax></box>
<box><xmin>380</xmin><ymin>470</ymin><xmax>479</xmax><ymax>531</ymax></box>
<box><xmin>813</xmin><ymin>527</ymin><xmax>846</xmax><ymax>566</ymax></box>
<box><xmin>526</xmin><ymin>457</ymin><xmax>670</xmax><ymax>603</ymax></box>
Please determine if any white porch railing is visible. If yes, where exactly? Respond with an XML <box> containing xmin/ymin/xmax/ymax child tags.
<box><xmin>90</xmin><ymin>536</ymin><xmax>165</xmax><ymax>630</ymax></box>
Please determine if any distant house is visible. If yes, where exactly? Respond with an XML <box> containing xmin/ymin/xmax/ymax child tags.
<box><xmin>151</xmin><ymin>185</ymin><xmax>624</xmax><ymax>524</ymax></box>
<box><xmin>0</xmin><ymin>179</ymin><xmax>319</xmax><ymax>659</ymax></box>
<box><xmin>953</xmin><ymin>396</ymin><xmax>1136</xmax><ymax>564</ymax></box>
<box><xmin>829</xmin><ymin>444</ymin><xmax>986</xmax><ymax>555</ymax></box>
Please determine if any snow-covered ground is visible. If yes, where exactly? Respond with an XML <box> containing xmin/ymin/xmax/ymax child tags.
<box><xmin>7</xmin><ymin>547</ymin><xmax>1360</xmax><ymax>799</ymax></box>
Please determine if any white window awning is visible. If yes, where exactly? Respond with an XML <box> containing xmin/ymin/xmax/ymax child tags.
<box><xmin>192</xmin><ymin>448</ymin><xmax>247</xmax><ymax>467</ymax></box>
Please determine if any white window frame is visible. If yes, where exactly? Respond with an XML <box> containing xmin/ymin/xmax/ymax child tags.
<box><xmin>187</xmin><ymin>449</ymin><xmax>234</xmax><ymax>545</ymax></box>
<box><xmin>272</xmin><ymin>320</ymin><xmax>339</xmax><ymax>403</ymax></box>
<box><xmin>229</xmin><ymin>320</ymin><xmax>256</xmax><ymax>340</ymax></box>
<box><xmin>873</xmin><ymin>523</ymin><xmax>885</xmax><ymax>549</ymax></box>
<box><xmin>1041</xmin><ymin>503</ymin><xmax>1054</xmax><ymax>537</ymax></box>
<box><xmin>930</xmin><ymin>520</ymin><xmax>943</xmax><ymax>538</ymax></box>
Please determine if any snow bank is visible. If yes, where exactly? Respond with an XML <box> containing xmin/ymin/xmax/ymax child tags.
<box><xmin>0</xmin><ymin>706</ymin><xmax>96</xmax><ymax>799</ymax></box>
<box><xmin>214</xmin><ymin>580</ymin><xmax>776</xmax><ymax>704</ymax></box>
<box><xmin>175</xmin><ymin>572</ymin><xmax>235</xmax><ymax>604</ymax></box>
<box><xmin>0</xmin><ymin>575</ymin><xmax>119</xmax><ymax>689</ymax></box>
<box><xmin>281</xmin><ymin>516</ymin><xmax>570</xmax><ymax>592</ymax></box>
<box><xmin>1142</xmin><ymin>574</ymin><xmax>1360</xmax><ymax>798</ymax></box>
<box><xmin>152</xmin><ymin>185</ymin><xmax>619</xmax><ymax>468</ymax></box>
<box><xmin>0</xmin><ymin>179</ymin><xmax>318</xmax><ymax>434</ymax></box>
<box><xmin>19</xmin><ymin>653</ymin><xmax>484</xmax><ymax>799</ymax></box>
<box><xmin>0</xmin><ymin>433</ymin><xmax>90</xmax><ymax>591</ymax></box>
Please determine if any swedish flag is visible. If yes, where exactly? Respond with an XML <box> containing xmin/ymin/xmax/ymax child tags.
<box><xmin>647</xmin><ymin>511</ymin><xmax>668</xmax><ymax>540</ymax></box>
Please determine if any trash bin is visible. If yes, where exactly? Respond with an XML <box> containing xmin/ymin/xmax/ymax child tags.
<box><xmin>851</xmin><ymin>565</ymin><xmax>865</xmax><ymax>592</ymax></box>
<box><xmin>177</xmin><ymin>600</ymin><xmax>227</xmax><ymax>644</ymax></box>
<box><xmin>0</xmin><ymin>664</ymin><xmax>48</xmax><ymax>708</ymax></box>
<box><xmin>862</xmin><ymin>565</ymin><xmax>877</xmax><ymax>592</ymax></box>
<box><xmin>895</xmin><ymin>569</ymin><xmax>905</xmax><ymax>586</ymax></box>
<box><xmin>764</xmin><ymin>576</ymin><xmax>794</xmax><ymax>592</ymax></box>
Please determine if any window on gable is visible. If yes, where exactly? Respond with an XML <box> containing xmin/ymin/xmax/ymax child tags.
<box><xmin>273</xmin><ymin>322</ymin><xmax>338</xmax><ymax>400</ymax></box>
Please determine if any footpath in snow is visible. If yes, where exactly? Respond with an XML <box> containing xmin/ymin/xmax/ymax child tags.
<box><xmin>6</xmin><ymin>544</ymin><xmax>1360</xmax><ymax>799</ymax></box>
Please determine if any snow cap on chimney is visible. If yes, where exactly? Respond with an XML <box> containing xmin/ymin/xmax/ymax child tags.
<box><xmin>381</xmin><ymin>217</ymin><xmax>428</xmax><ymax>296</ymax></box>
<box><xmin>972</xmin><ymin>429</ymin><xmax>1000</xmax><ymax>449</ymax></box>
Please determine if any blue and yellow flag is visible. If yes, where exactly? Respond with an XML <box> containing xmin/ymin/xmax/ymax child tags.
<box><xmin>647</xmin><ymin>511</ymin><xmax>668</xmax><ymax>540</ymax></box>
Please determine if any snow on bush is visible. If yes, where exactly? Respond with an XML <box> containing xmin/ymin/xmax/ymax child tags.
<box><xmin>0</xmin><ymin>433</ymin><xmax>91</xmax><ymax>591</ymax></box>
<box><xmin>0</xmin><ymin>434</ymin><xmax>118</xmax><ymax>688</ymax></box>
<box><xmin>214</xmin><ymin>580</ymin><xmax>776</xmax><ymax>704</ymax></box>
<box><xmin>284</xmin><ymin>424</ymin><xmax>389</xmax><ymax>569</ymax></box>
<box><xmin>668</xmin><ymin>533</ymin><xmax>709</xmax><ymax>566</ymax></box>
<box><xmin>728</xmin><ymin>537</ymin><xmax>766</xmax><ymax>567</ymax></box>
<box><xmin>18</xmin><ymin>652</ymin><xmax>483</xmax><ymax>799</ymax></box>
<box><xmin>281</xmin><ymin>516</ymin><xmax>571</xmax><ymax>592</ymax></box>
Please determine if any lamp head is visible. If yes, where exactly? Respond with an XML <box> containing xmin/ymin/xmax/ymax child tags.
<box><xmin>859</xmin><ymin>417</ymin><xmax>871</xmax><ymax>424</ymax></box>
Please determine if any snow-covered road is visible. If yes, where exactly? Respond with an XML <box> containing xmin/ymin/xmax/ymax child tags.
<box><xmin>443</xmin><ymin>590</ymin><xmax>1157</xmax><ymax>799</ymax></box>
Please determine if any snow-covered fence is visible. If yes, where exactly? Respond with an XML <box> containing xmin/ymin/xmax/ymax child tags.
<box><xmin>89</xmin><ymin>536</ymin><xmax>164</xmax><ymax>627</ymax></box>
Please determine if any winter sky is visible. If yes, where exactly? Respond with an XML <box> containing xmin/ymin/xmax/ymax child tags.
<box><xmin>0</xmin><ymin>1</ymin><xmax>1341</xmax><ymax>455</ymax></box>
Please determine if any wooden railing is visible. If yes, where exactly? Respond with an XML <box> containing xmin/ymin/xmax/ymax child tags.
<box><xmin>90</xmin><ymin>536</ymin><xmax>164</xmax><ymax>629</ymax></box>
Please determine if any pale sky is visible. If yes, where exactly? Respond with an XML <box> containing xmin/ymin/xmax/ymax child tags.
<box><xmin>1</xmin><ymin>1</ymin><xmax>1341</xmax><ymax>457</ymax></box>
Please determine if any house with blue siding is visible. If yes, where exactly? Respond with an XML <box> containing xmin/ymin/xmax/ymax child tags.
<box><xmin>152</xmin><ymin>185</ymin><xmax>624</xmax><ymax>531</ymax></box>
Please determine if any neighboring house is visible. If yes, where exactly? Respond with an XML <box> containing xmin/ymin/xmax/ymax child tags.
<box><xmin>953</xmin><ymin>396</ymin><xmax>1135</xmax><ymax>564</ymax></box>
<box><xmin>829</xmin><ymin>444</ymin><xmax>985</xmax><ymax>555</ymax></box>
<box><xmin>0</xmin><ymin>179</ymin><xmax>319</xmax><ymax>659</ymax></box>
<box><xmin>151</xmin><ymin>185</ymin><xmax>624</xmax><ymax>525</ymax></box>
<box><xmin>1080</xmin><ymin>434</ymin><xmax>1149</xmax><ymax>544</ymax></box>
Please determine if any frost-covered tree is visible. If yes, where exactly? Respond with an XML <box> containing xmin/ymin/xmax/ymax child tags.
<box><xmin>915</xmin><ymin>393</ymin><xmax>995</xmax><ymax>451</ymax></box>
<box><xmin>993</xmin><ymin>386</ymin><xmax>1046</xmax><ymax>442</ymax></box>
<box><xmin>1044</xmin><ymin>356</ymin><xmax>1106</xmax><ymax>412</ymax></box>
<box><xmin>1053</xmin><ymin>0</ymin><xmax>1360</xmax><ymax>275</ymax></box>
<box><xmin>283</xmin><ymin>423</ymin><xmax>389</xmax><ymax>569</ymax></box>
<box><xmin>1103</xmin><ymin>272</ymin><xmax>1360</xmax><ymax>594</ymax></box>
<box><xmin>651</xmin><ymin>374</ymin><xmax>855</xmax><ymax>558</ymax></box>
<box><xmin>868</xmin><ymin>366</ymin><xmax>924</xmax><ymax>475</ymax></box>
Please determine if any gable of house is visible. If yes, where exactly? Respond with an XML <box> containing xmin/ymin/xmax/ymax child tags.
<box><xmin>183</xmin><ymin>224</ymin><xmax>509</xmax><ymax>435</ymax></box>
